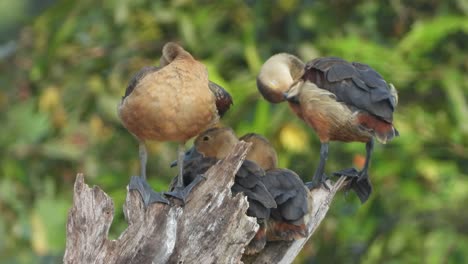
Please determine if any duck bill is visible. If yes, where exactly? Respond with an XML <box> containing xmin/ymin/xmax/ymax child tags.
<box><xmin>283</xmin><ymin>81</ymin><xmax>303</xmax><ymax>103</ymax></box>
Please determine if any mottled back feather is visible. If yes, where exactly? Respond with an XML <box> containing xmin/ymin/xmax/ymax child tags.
<box><xmin>261</xmin><ymin>168</ymin><xmax>308</xmax><ymax>223</ymax></box>
<box><xmin>178</xmin><ymin>149</ymin><xmax>276</xmax><ymax>219</ymax></box>
<box><xmin>303</xmin><ymin>57</ymin><xmax>396</xmax><ymax>122</ymax></box>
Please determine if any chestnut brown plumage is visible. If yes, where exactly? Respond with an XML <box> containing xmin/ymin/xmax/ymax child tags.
<box><xmin>257</xmin><ymin>53</ymin><xmax>398</xmax><ymax>203</ymax></box>
<box><xmin>118</xmin><ymin>42</ymin><xmax>232</xmax><ymax>204</ymax></box>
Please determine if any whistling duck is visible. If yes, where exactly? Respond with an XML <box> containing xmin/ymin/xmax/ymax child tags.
<box><xmin>240</xmin><ymin>133</ymin><xmax>309</xmax><ymax>241</ymax></box>
<box><xmin>118</xmin><ymin>42</ymin><xmax>232</xmax><ymax>205</ymax></box>
<box><xmin>257</xmin><ymin>54</ymin><xmax>398</xmax><ymax>202</ymax></box>
<box><xmin>174</xmin><ymin>127</ymin><xmax>277</xmax><ymax>254</ymax></box>
<box><xmin>181</xmin><ymin>128</ymin><xmax>277</xmax><ymax>211</ymax></box>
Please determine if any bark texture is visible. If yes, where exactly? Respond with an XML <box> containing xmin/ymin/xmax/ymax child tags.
<box><xmin>64</xmin><ymin>142</ymin><xmax>346</xmax><ymax>264</ymax></box>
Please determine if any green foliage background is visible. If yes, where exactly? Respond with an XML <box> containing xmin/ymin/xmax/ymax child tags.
<box><xmin>0</xmin><ymin>0</ymin><xmax>467</xmax><ymax>263</ymax></box>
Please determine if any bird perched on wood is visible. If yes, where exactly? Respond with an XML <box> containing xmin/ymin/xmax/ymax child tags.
<box><xmin>180</xmin><ymin>128</ymin><xmax>277</xmax><ymax>218</ymax></box>
<box><xmin>118</xmin><ymin>42</ymin><xmax>232</xmax><ymax>205</ymax></box>
<box><xmin>257</xmin><ymin>54</ymin><xmax>398</xmax><ymax>203</ymax></box>
<box><xmin>174</xmin><ymin>129</ymin><xmax>310</xmax><ymax>253</ymax></box>
<box><xmin>239</xmin><ymin>133</ymin><xmax>310</xmax><ymax>242</ymax></box>
<box><xmin>172</xmin><ymin>127</ymin><xmax>277</xmax><ymax>254</ymax></box>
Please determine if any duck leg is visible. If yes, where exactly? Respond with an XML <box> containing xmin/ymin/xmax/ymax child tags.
<box><xmin>305</xmin><ymin>142</ymin><xmax>331</xmax><ymax>190</ymax></box>
<box><xmin>165</xmin><ymin>143</ymin><xmax>205</xmax><ymax>203</ymax></box>
<box><xmin>129</xmin><ymin>141</ymin><xmax>169</xmax><ymax>206</ymax></box>
<box><xmin>334</xmin><ymin>139</ymin><xmax>374</xmax><ymax>180</ymax></box>
<box><xmin>140</xmin><ymin>141</ymin><xmax>148</xmax><ymax>179</ymax></box>
<box><xmin>333</xmin><ymin>139</ymin><xmax>374</xmax><ymax>202</ymax></box>
<box><xmin>359</xmin><ymin>138</ymin><xmax>374</xmax><ymax>181</ymax></box>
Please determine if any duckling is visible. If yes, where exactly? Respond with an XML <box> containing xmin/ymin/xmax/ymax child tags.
<box><xmin>257</xmin><ymin>54</ymin><xmax>398</xmax><ymax>203</ymax></box>
<box><xmin>118</xmin><ymin>42</ymin><xmax>232</xmax><ymax>205</ymax></box>
<box><xmin>239</xmin><ymin>133</ymin><xmax>309</xmax><ymax>242</ymax></box>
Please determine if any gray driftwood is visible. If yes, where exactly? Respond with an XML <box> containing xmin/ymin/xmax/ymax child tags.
<box><xmin>64</xmin><ymin>142</ymin><xmax>347</xmax><ymax>264</ymax></box>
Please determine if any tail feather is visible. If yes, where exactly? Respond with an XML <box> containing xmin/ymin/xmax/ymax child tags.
<box><xmin>266</xmin><ymin>220</ymin><xmax>308</xmax><ymax>241</ymax></box>
<box><xmin>375</xmin><ymin>125</ymin><xmax>399</xmax><ymax>144</ymax></box>
<box><xmin>357</xmin><ymin>113</ymin><xmax>398</xmax><ymax>144</ymax></box>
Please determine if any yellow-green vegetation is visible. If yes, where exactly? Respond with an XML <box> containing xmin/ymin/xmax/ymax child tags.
<box><xmin>0</xmin><ymin>1</ymin><xmax>467</xmax><ymax>263</ymax></box>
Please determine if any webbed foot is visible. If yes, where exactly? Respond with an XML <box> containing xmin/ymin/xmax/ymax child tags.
<box><xmin>165</xmin><ymin>174</ymin><xmax>206</xmax><ymax>204</ymax></box>
<box><xmin>333</xmin><ymin>167</ymin><xmax>360</xmax><ymax>178</ymax></box>
<box><xmin>349</xmin><ymin>177</ymin><xmax>373</xmax><ymax>203</ymax></box>
<box><xmin>333</xmin><ymin>168</ymin><xmax>373</xmax><ymax>203</ymax></box>
<box><xmin>129</xmin><ymin>176</ymin><xmax>170</xmax><ymax>206</ymax></box>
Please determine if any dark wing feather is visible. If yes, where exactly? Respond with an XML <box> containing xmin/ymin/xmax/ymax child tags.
<box><xmin>236</xmin><ymin>160</ymin><xmax>265</xmax><ymax>185</ymax></box>
<box><xmin>262</xmin><ymin>168</ymin><xmax>308</xmax><ymax>223</ymax></box>
<box><xmin>245</xmin><ymin>200</ymin><xmax>271</xmax><ymax>220</ymax></box>
<box><xmin>179</xmin><ymin>153</ymin><xmax>276</xmax><ymax>219</ymax></box>
<box><xmin>181</xmin><ymin>154</ymin><xmax>217</xmax><ymax>186</ymax></box>
<box><xmin>234</xmin><ymin>160</ymin><xmax>276</xmax><ymax>209</ymax></box>
<box><xmin>304</xmin><ymin>57</ymin><xmax>395</xmax><ymax>122</ymax></box>
<box><xmin>123</xmin><ymin>66</ymin><xmax>161</xmax><ymax>100</ymax></box>
<box><xmin>208</xmin><ymin>81</ymin><xmax>233</xmax><ymax>117</ymax></box>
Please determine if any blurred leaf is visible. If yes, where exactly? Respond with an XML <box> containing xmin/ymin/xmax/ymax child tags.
<box><xmin>1</xmin><ymin>100</ymin><xmax>51</xmax><ymax>149</ymax></box>
<box><xmin>424</xmin><ymin>229</ymin><xmax>456</xmax><ymax>264</ymax></box>
<box><xmin>31</xmin><ymin>179</ymin><xmax>69</xmax><ymax>254</ymax></box>
<box><xmin>279</xmin><ymin>122</ymin><xmax>309</xmax><ymax>153</ymax></box>
<box><xmin>398</xmin><ymin>16</ymin><xmax>468</xmax><ymax>60</ymax></box>
<box><xmin>441</xmin><ymin>68</ymin><xmax>468</xmax><ymax>134</ymax></box>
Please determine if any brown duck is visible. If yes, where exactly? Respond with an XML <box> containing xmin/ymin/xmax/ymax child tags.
<box><xmin>118</xmin><ymin>42</ymin><xmax>232</xmax><ymax>204</ymax></box>
<box><xmin>174</xmin><ymin>127</ymin><xmax>277</xmax><ymax>254</ymax></box>
<box><xmin>257</xmin><ymin>53</ymin><xmax>398</xmax><ymax>203</ymax></box>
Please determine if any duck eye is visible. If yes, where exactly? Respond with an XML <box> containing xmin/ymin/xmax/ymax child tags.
<box><xmin>203</xmin><ymin>136</ymin><xmax>210</xmax><ymax>141</ymax></box>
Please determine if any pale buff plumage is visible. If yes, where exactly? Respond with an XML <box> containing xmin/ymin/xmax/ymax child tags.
<box><xmin>118</xmin><ymin>43</ymin><xmax>218</xmax><ymax>143</ymax></box>
<box><xmin>287</xmin><ymin>82</ymin><xmax>371</xmax><ymax>142</ymax></box>
<box><xmin>256</xmin><ymin>53</ymin><xmax>305</xmax><ymax>103</ymax></box>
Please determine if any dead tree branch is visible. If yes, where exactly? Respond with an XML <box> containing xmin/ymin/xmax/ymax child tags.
<box><xmin>64</xmin><ymin>142</ymin><xmax>346</xmax><ymax>264</ymax></box>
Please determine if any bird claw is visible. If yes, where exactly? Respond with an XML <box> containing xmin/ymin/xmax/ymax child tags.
<box><xmin>128</xmin><ymin>176</ymin><xmax>170</xmax><ymax>206</ymax></box>
<box><xmin>305</xmin><ymin>174</ymin><xmax>331</xmax><ymax>191</ymax></box>
<box><xmin>334</xmin><ymin>167</ymin><xmax>369</xmax><ymax>182</ymax></box>
<box><xmin>333</xmin><ymin>167</ymin><xmax>360</xmax><ymax>178</ymax></box>
<box><xmin>165</xmin><ymin>174</ymin><xmax>206</xmax><ymax>204</ymax></box>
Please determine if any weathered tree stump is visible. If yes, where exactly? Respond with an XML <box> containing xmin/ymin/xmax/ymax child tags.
<box><xmin>63</xmin><ymin>142</ymin><xmax>346</xmax><ymax>264</ymax></box>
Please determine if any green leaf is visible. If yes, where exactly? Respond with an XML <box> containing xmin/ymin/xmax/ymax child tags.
<box><xmin>398</xmin><ymin>16</ymin><xmax>468</xmax><ymax>59</ymax></box>
<box><xmin>1</xmin><ymin>100</ymin><xmax>51</xmax><ymax>149</ymax></box>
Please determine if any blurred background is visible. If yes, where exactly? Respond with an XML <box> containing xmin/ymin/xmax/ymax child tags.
<box><xmin>0</xmin><ymin>0</ymin><xmax>467</xmax><ymax>263</ymax></box>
